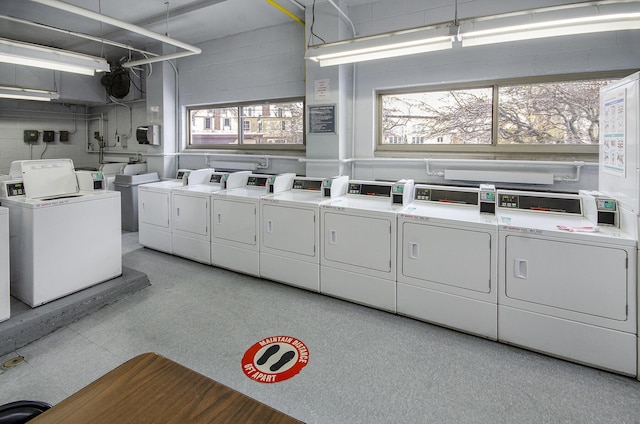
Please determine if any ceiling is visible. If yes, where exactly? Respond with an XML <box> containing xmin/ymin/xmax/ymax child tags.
<box><xmin>0</xmin><ymin>0</ymin><xmax>310</xmax><ymax>64</ymax></box>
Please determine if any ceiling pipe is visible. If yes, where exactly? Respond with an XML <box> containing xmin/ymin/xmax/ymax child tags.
<box><xmin>28</xmin><ymin>0</ymin><xmax>201</xmax><ymax>67</ymax></box>
<box><xmin>284</xmin><ymin>0</ymin><xmax>305</xmax><ymax>11</ymax></box>
<box><xmin>326</xmin><ymin>0</ymin><xmax>356</xmax><ymax>38</ymax></box>
<box><xmin>266</xmin><ymin>0</ymin><xmax>305</xmax><ymax>26</ymax></box>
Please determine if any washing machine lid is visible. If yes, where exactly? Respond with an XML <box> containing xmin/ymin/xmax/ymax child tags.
<box><xmin>21</xmin><ymin>159</ymin><xmax>79</xmax><ymax>200</ymax></box>
<box><xmin>264</xmin><ymin>190</ymin><xmax>324</xmax><ymax>205</ymax></box>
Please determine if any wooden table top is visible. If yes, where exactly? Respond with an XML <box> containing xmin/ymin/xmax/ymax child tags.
<box><xmin>30</xmin><ymin>352</ymin><xmax>303</xmax><ymax>424</ymax></box>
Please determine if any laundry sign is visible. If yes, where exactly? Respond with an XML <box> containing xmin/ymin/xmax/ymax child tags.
<box><xmin>242</xmin><ymin>336</ymin><xmax>309</xmax><ymax>383</ymax></box>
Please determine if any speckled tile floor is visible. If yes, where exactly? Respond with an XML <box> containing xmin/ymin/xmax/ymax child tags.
<box><xmin>1</xmin><ymin>231</ymin><xmax>640</xmax><ymax>423</ymax></box>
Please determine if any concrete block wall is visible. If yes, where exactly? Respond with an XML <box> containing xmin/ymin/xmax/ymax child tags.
<box><xmin>179</xmin><ymin>22</ymin><xmax>305</xmax><ymax>107</ymax></box>
<box><xmin>0</xmin><ymin>101</ymin><xmax>97</xmax><ymax>174</ymax></box>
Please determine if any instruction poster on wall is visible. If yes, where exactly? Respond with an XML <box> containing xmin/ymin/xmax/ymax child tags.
<box><xmin>308</xmin><ymin>105</ymin><xmax>336</xmax><ymax>134</ymax></box>
<box><xmin>602</xmin><ymin>90</ymin><xmax>626</xmax><ymax>177</ymax></box>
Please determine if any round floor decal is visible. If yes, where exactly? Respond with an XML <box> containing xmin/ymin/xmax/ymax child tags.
<box><xmin>242</xmin><ymin>336</ymin><xmax>309</xmax><ymax>383</ymax></box>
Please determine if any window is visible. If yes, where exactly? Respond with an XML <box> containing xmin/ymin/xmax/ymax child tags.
<box><xmin>378</xmin><ymin>73</ymin><xmax>625</xmax><ymax>158</ymax></box>
<box><xmin>381</xmin><ymin>88</ymin><xmax>492</xmax><ymax>146</ymax></box>
<box><xmin>188</xmin><ymin>98</ymin><xmax>304</xmax><ymax>149</ymax></box>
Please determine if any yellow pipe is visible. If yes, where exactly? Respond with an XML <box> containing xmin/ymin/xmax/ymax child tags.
<box><xmin>266</xmin><ymin>0</ymin><xmax>305</xmax><ymax>26</ymax></box>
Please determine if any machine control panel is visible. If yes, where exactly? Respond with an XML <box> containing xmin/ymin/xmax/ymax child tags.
<box><xmin>479</xmin><ymin>184</ymin><xmax>496</xmax><ymax>214</ymax></box>
<box><xmin>497</xmin><ymin>192</ymin><xmax>582</xmax><ymax>215</ymax></box>
<box><xmin>247</xmin><ymin>176</ymin><xmax>269</xmax><ymax>187</ymax></box>
<box><xmin>348</xmin><ymin>183</ymin><xmax>391</xmax><ymax>197</ymax></box>
<box><xmin>594</xmin><ymin>196</ymin><xmax>618</xmax><ymax>226</ymax></box>
<box><xmin>414</xmin><ymin>187</ymin><xmax>478</xmax><ymax>205</ymax></box>
<box><xmin>3</xmin><ymin>181</ymin><xmax>26</xmax><ymax>197</ymax></box>
<box><xmin>293</xmin><ymin>179</ymin><xmax>323</xmax><ymax>191</ymax></box>
<box><xmin>209</xmin><ymin>173</ymin><xmax>228</xmax><ymax>184</ymax></box>
<box><xmin>176</xmin><ymin>169</ymin><xmax>191</xmax><ymax>180</ymax></box>
<box><xmin>499</xmin><ymin>194</ymin><xmax>519</xmax><ymax>209</ymax></box>
<box><xmin>596</xmin><ymin>198</ymin><xmax>617</xmax><ymax>211</ymax></box>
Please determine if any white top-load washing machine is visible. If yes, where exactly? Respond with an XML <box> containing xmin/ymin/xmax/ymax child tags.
<box><xmin>0</xmin><ymin>206</ymin><xmax>9</xmax><ymax>322</ymax></box>
<box><xmin>397</xmin><ymin>184</ymin><xmax>498</xmax><ymax>339</ymax></box>
<box><xmin>211</xmin><ymin>173</ymin><xmax>295</xmax><ymax>277</ymax></box>
<box><xmin>100</xmin><ymin>162</ymin><xmax>148</xmax><ymax>191</ymax></box>
<box><xmin>0</xmin><ymin>159</ymin><xmax>122</xmax><ymax>307</ymax></box>
<box><xmin>259</xmin><ymin>175</ymin><xmax>349</xmax><ymax>292</ymax></box>
<box><xmin>496</xmin><ymin>189</ymin><xmax>637</xmax><ymax>375</ymax></box>
<box><xmin>320</xmin><ymin>179</ymin><xmax>414</xmax><ymax>312</ymax></box>
<box><xmin>171</xmin><ymin>171</ymin><xmax>250</xmax><ymax>264</ymax></box>
<box><xmin>137</xmin><ymin>169</ymin><xmax>192</xmax><ymax>254</ymax></box>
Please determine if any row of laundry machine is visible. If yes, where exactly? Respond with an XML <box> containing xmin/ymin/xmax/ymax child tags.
<box><xmin>0</xmin><ymin>159</ymin><xmax>123</xmax><ymax>321</ymax></box>
<box><xmin>136</xmin><ymin>169</ymin><xmax>638</xmax><ymax>377</ymax></box>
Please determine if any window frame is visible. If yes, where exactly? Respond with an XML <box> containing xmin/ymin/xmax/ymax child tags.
<box><xmin>376</xmin><ymin>71</ymin><xmax>633</xmax><ymax>160</ymax></box>
<box><xmin>186</xmin><ymin>97</ymin><xmax>305</xmax><ymax>152</ymax></box>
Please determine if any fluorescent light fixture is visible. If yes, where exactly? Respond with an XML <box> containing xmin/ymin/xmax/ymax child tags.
<box><xmin>0</xmin><ymin>85</ymin><xmax>60</xmax><ymax>101</ymax></box>
<box><xmin>462</xmin><ymin>13</ymin><xmax>640</xmax><ymax>47</ymax></box>
<box><xmin>306</xmin><ymin>28</ymin><xmax>452</xmax><ymax>67</ymax></box>
<box><xmin>0</xmin><ymin>37</ymin><xmax>110</xmax><ymax>76</ymax></box>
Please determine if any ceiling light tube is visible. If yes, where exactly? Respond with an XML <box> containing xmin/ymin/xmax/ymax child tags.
<box><xmin>306</xmin><ymin>32</ymin><xmax>452</xmax><ymax>67</ymax></box>
<box><xmin>0</xmin><ymin>85</ymin><xmax>60</xmax><ymax>101</ymax></box>
<box><xmin>462</xmin><ymin>13</ymin><xmax>640</xmax><ymax>47</ymax></box>
<box><xmin>29</xmin><ymin>0</ymin><xmax>201</xmax><ymax>68</ymax></box>
<box><xmin>0</xmin><ymin>37</ymin><xmax>110</xmax><ymax>76</ymax></box>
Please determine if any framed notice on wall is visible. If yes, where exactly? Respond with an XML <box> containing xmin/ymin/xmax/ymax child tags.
<box><xmin>601</xmin><ymin>90</ymin><xmax>626</xmax><ymax>177</ymax></box>
<box><xmin>308</xmin><ymin>105</ymin><xmax>336</xmax><ymax>134</ymax></box>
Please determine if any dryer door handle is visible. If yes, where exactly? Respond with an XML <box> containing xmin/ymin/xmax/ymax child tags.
<box><xmin>266</xmin><ymin>220</ymin><xmax>273</xmax><ymax>233</ymax></box>
<box><xmin>514</xmin><ymin>259</ymin><xmax>528</xmax><ymax>279</ymax></box>
<box><xmin>216</xmin><ymin>213</ymin><xmax>222</xmax><ymax>224</ymax></box>
<box><xmin>329</xmin><ymin>230</ymin><xmax>337</xmax><ymax>245</ymax></box>
<box><xmin>409</xmin><ymin>242</ymin><xmax>419</xmax><ymax>259</ymax></box>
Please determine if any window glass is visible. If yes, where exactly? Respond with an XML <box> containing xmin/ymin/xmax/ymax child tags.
<box><xmin>498</xmin><ymin>80</ymin><xmax>610</xmax><ymax>145</ymax></box>
<box><xmin>377</xmin><ymin>74</ymin><xmax>621</xmax><ymax>157</ymax></box>
<box><xmin>381</xmin><ymin>88</ymin><xmax>493</xmax><ymax>145</ymax></box>
<box><xmin>190</xmin><ymin>107</ymin><xmax>238</xmax><ymax>145</ymax></box>
<box><xmin>188</xmin><ymin>99</ymin><xmax>304</xmax><ymax>148</ymax></box>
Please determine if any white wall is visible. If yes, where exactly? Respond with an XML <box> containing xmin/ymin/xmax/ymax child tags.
<box><xmin>0</xmin><ymin>101</ymin><xmax>98</xmax><ymax>174</ymax></box>
<box><xmin>304</xmin><ymin>0</ymin><xmax>640</xmax><ymax>189</ymax></box>
<box><xmin>175</xmin><ymin>21</ymin><xmax>306</xmax><ymax>176</ymax></box>
<box><xmin>179</xmin><ymin>22</ymin><xmax>305</xmax><ymax>106</ymax></box>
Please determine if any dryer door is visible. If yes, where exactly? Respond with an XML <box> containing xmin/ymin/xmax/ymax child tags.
<box><xmin>505</xmin><ymin>235</ymin><xmax>629</xmax><ymax>321</ymax></box>
<box><xmin>401</xmin><ymin>222</ymin><xmax>492</xmax><ymax>293</ymax></box>
<box><xmin>262</xmin><ymin>204</ymin><xmax>316</xmax><ymax>257</ymax></box>
<box><xmin>173</xmin><ymin>193</ymin><xmax>209</xmax><ymax>237</ymax></box>
<box><xmin>139</xmin><ymin>189</ymin><xmax>169</xmax><ymax>228</ymax></box>
<box><xmin>323</xmin><ymin>212</ymin><xmax>392</xmax><ymax>272</ymax></box>
<box><xmin>212</xmin><ymin>199</ymin><xmax>256</xmax><ymax>245</ymax></box>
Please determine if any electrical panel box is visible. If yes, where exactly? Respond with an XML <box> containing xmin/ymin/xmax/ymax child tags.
<box><xmin>43</xmin><ymin>131</ymin><xmax>55</xmax><ymax>142</ymax></box>
<box><xmin>24</xmin><ymin>130</ymin><xmax>38</xmax><ymax>143</ymax></box>
<box><xmin>59</xmin><ymin>131</ymin><xmax>69</xmax><ymax>142</ymax></box>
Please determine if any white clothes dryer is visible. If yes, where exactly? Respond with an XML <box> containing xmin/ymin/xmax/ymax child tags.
<box><xmin>496</xmin><ymin>189</ymin><xmax>637</xmax><ymax>375</ymax></box>
<box><xmin>397</xmin><ymin>184</ymin><xmax>498</xmax><ymax>339</ymax></box>
<box><xmin>260</xmin><ymin>176</ymin><xmax>349</xmax><ymax>292</ymax></box>
<box><xmin>137</xmin><ymin>169</ymin><xmax>192</xmax><ymax>254</ymax></box>
<box><xmin>171</xmin><ymin>171</ymin><xmax>250</xmax><ymax>264</ymax></box>
<box><xmin>0</xmin><ymin>206</ymin><xmax>9</xmax><ymax>322</ymax></box>
<box><xmin>319</xmin><ymin>179</ymin><xmax>414</xmax><ymax>312</ymax></box>
<box><xmin>0</xmin><ymin>159</ymin><xmax>122</xmax><ymax>307</ymax></box>
<box><xmin>211</xmin><ymin>173</ymin><xmax>295</xmax><ymax>277</ymax></box>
